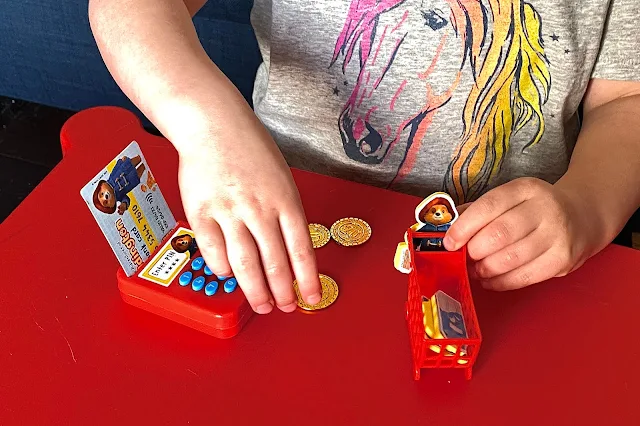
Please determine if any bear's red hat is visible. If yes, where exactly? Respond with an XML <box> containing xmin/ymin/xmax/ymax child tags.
<box><xmin>414</xmin><ymin>192</ymin><xmax>458</xmax><ymax>225</ymax></box>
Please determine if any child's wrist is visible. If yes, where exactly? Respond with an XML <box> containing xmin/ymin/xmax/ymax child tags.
<box><xmin>143</xmin><ymin>71</ymin><xmax>252</xmax><ymax>156</ymax></box>
<box><xmin>553</xmin><ymin>176</ymin><xmax>620</xmax><ymax>253</ymax></box>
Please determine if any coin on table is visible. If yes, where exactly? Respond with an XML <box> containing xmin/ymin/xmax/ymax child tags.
<box><xmin>293</xmin><ymin>274</ymin><xmax>339</xmax><ymax>311</ymax></box>
<box><xmin>330</xmin><ymin>217</ymin><xmax>371</xmax><ymax>246</ymax></box>
<box><xmin>308</xmin><ymin>223</ymin><xmax>330</xmax><ymax>248</ymax></box>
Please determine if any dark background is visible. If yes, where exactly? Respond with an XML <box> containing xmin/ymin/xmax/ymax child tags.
<box><xmin>0</xmin><ymin>96</ymin><xmax>71</xmax><ymax>221</ymax></box>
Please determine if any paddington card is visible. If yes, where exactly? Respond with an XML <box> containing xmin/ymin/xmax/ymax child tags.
<box><xmin>434</xmin><ymin>290</ymin><xmax>468</xmax><ymax>339</ymax></box>
<box><xmin>80</xmin><ymin>141</ymin><xmax>176</xmax><ymax>276</ymax></box>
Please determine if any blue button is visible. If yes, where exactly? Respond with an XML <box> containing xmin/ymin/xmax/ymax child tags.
<box><xmin>217</xmin><ymin>276</ymin><xmax>228</xmax><ymax>280</ymax></box>
<box><xmin>203</xmin><ymin>265</ymin><xmax>214</xmax><ymax>276</ymax></box>
<box><xmin>191</xmin><ymin>257</ymin><xmax>204</xmax><ymax>271</ymax></box>
<box><xmin>178</xmin><ymin>271</ymin><xmax>192</xmax><ymax>286</ymax></box>
<box><xmin>192</xmin><ymin>276</ymin><xmax>205</xmax><ymax>291</ymax></box>
<box><xmin>205</xmin><ymin>281</ymin><xmax>219</xmax><ymax>296</ymax></box>
<box><xmin>224</xmin><ymin>278</ymin><xmax>238</xmax><ymax>293</ymax></box>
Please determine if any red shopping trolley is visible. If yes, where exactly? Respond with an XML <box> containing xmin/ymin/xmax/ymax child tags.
<box><xmin>404</xmin><ymin>229</ymin><xmax>482</xmax><ymax>380</ymax></box>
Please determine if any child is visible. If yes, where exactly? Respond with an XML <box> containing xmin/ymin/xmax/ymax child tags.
<box><xmin>88</xmin><ymin>0</ymin><xmax>640</xmax><ymax>315</ymax></box>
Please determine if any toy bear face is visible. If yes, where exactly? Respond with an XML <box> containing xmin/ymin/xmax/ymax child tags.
<box><xmin>171</xmin><ymin>235</ymin><xmax>193</xmax><ymax>253</ymax></box>
<box><xmin>423</xmin><ymin>204</ymin><xmax>452</xmax><ymax>225</ymax></box>
<box><xmin>97</xmin><ymin>182</ymin><xmax>116</xmax><ymax>209</ymax></box>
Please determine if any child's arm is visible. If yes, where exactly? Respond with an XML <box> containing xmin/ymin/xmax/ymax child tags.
<box><xmin>89</xmin><ymin>0</ymin><xmax>322</xmax><ymax>313</ymax></box>
<box><xmin>444</xmin><ymin>79</ymin><xmax>640</xmax><ymax>290</ymax></box>
<box><xmin>557</xmin><ymin>79</ymin><xmax>640</xmax><ymax>248</ymax></box>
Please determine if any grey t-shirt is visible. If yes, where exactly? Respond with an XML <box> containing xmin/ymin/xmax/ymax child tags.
<box><xmin>250</xmin><ymin>0</ymin><xmax>640</xmax><ymax>202</ymax></box>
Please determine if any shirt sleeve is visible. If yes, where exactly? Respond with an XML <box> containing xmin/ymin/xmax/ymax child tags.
<box><xmin>591</xmin><ymin>0</ymin><xmax>640</xmax><ymax>80</ymax></box>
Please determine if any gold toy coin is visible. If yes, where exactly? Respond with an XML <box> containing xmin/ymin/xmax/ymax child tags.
<box><xmin>293</xmin><ymin>274</ymin><xmax>339</xmax><ymax>311</ymax></box>
<box><xmin>308</xmin><ymin>223</ymin><xmax>330</xmax><ymax>248</ymax></box>
<box><xmin>330</xmin><ymin>217</ymin><xmax>371</xmax><ymax>246</ymax></box>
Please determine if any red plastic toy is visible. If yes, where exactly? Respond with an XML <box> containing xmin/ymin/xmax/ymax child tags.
<box><xmin>394</xmin><ymin>192</ymin><xmax>482</xmax><ymax>380</ymax></box>
<box><xmin>116</xmin><ymin>220</ymin><xmax>253</xmax><ymax>338</ymax></box>
<box><xmin>404</xmin><ymin>229</ymin><xmax>482</xmax><ymax>380</ymax></box>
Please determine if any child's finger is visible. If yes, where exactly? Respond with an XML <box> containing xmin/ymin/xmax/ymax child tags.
<box><xmin>190</xmin><ymin>218</ymin><xmax>232</xmax><ymax>277</ymax></box>
<box><xmin>279</xmin><ymin>206</ymin><xmax>322</xmax><ymax>306</ymax></box>
<box><xmin>222</xmin><ymin>222</ymin><xmax>273</xmax><ymax>314</ymax></box>
<box><xmin>455</xmin><ymin>202</ymin><xmax>472</xmax><ymax>215</ymax></box>
<box><xmin>444</xmin><ymin>179</ymin><xmax>539</xmax><ymax>250</ymax></box>
<box><xmin>473</xmin><ymin>228</ymin><xmax>548</xmax><ymax>279</ymax></box>
<box><xmin>479</xmin><ymin>248</ymin><xmax>560</xmax><ymax>291</ymax></box>
<box><xmin>466</xmin><ymin>202</ymin><xmax>539</xmax><ymax>261</ymax></box>
<box><xmin>245</xmin><ymin>216</ymin><xmax>297</xmax><ymax>313</ymax></box>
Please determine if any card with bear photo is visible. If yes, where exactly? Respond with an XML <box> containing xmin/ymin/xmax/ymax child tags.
<box><xmin>434</xmin><ymin>290</ymin><xmax>468</xmax><ymax>340</ymax></box>
<box><xmin>80</xmin><ymin>141</ymin><xmax>176</xmax><ymax>276</ymax></box>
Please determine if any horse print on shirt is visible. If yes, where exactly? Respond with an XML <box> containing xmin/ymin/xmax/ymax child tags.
<box><xmin>330</xmin><ymin>0</ymin><xmax>551</xmax><ymax>203</ymax></box>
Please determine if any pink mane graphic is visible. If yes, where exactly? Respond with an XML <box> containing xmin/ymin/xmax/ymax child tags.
<box><xmin>330</xmin><ymin>0</ymin><xmax>552</xmax><ymax>202</ymax></box>
<box><xmin>330</xmin><ymin>0</ymin><xmax>458</xmax><ymax>179</ymax></box>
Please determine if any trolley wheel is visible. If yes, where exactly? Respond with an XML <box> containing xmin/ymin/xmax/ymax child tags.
<box><xmin>465</xmin><ymin>367</ymin><xmax>473</xmax><ymax>380</ymax></box>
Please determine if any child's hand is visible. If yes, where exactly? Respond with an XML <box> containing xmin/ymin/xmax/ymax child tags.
<box><xmin>175</xmin><ymin>123</ymin><xmax>322</xmax><ymax>314</ymax></box>
<box><xmin>443</xmin><ymin>178</ymin><xmax>595</xmax><ymax>290</ymax></box>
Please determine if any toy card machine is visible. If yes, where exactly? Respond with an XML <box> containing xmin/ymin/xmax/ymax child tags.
<box><xmin>116</xmin><ymin>222</ymin><xmax>253</xmax><ymax>339</ymax></box>
<box><xmin>81</xmin><ymin>141</ymin><xmax>252</xmax><ymax>338</ymax></box>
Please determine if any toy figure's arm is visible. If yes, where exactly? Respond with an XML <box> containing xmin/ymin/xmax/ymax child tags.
<box><xmin>117</xmin><ymin>196</ymin><xmax>130</xmax><ymax>215</ymax></box>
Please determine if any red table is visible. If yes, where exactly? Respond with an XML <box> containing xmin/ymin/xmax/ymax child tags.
<box><xmin>1</xmin><ymin>107</ymin><xmax>639</xmax><ymax>425</ymax></box>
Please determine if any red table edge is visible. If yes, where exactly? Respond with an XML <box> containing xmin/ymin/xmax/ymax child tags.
<box><xmin>59</xmin><ymin>106</ymin><xmax>145</xmax><ymax>158</ymax></box>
